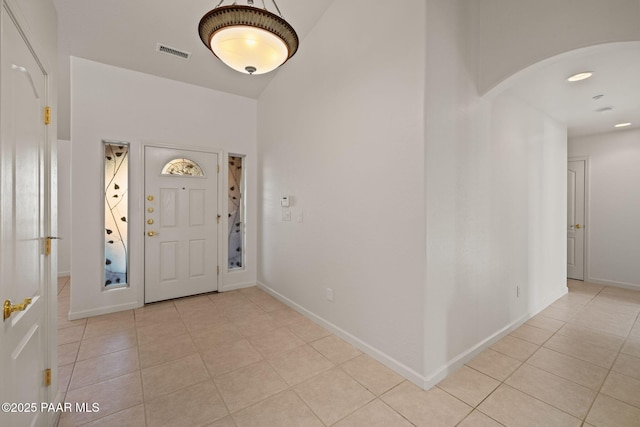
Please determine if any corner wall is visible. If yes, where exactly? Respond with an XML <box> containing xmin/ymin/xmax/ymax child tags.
<box><xmin>423</xmin><ymin>0</ymin><xmax>568</xmax><ymax>386</ymax></box>
<box><xmin>70</xmin><ymin>58</ymin><xmax>257</xmax><ymax>319</ymax></box>
<box><xmin>258</xmin><ymin>0</ymin><xmax>569</xmax><ymax>387</ymax></box>
<box><xmin>56</xmin><ymin>140</ymin><xmax>71</xmax><ymax>276</ymax></box>
<box><xmin>569</xmin><ymin>129</ymin><xmax>640</xmax><ymax>289</ymax></box>
<box><xmin>257</xmin><ymin>0</ymin><xmax>427</xmax><ymax>380</ymax></box>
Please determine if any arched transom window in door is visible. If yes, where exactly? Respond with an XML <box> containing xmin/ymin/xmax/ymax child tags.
<box><xmin>161</xmin><ymin>158</ymin><xmax>205</xmax><ymax>177</ymax></box>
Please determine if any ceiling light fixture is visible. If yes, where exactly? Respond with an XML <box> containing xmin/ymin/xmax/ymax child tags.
<box><xmin>567</xmin><ymin>72</ymin><xmax>593</xmax><ymax>82</ymax></box>
<box><xmin>614</xmin><ymin>122</ymin><xmax>632</xmax><ymax>128</ymax></box>
<box><xmin>198</xmin><ymin>0</ymin><xmax>298</xmax><ymax>75</ymax></box>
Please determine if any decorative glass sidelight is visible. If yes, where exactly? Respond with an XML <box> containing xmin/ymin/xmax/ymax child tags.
<box><xmin>228</xmin><ymin>155</ymin><xmax>244</xmax><ymax>269</ymax></box>
<box><xmin>104</xmin><ymin>142</ymin><xmax>129</xmax><ymax>288</ymax></box>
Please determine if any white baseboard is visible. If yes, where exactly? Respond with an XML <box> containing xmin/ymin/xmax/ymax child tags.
<box><xmin>423</xmin><ymin>285</ymin><xmax>568</xmax><ymax>388</ymax></box>
<box><xmin>220</xmin><ymin>281</ymin><xmax>257</xmax><ymax>292</ymax></box>
<box><xmin>587</xmin><ymin>277</ymin><xmax>640</xmax><ymax>291</ymax></box>
<box><xmin>258</xmin><ymin>281</ymin><xmax>569</xmax><ymax>390</ymax></box>
<box><xmin>68</xmin><ymin>301</ymin><xmax>141</xmax><ymax>320</ymax></box>
<box><xmin>542</xmin><ymin>285</ymin><xmax>570</xmax><ymax>307</ymax></box>
<box><xmin>258</xmin><ymin>281</ymin><xmax>427</xmax><ymax>387</ymax></box>
<box><xmin>422</xmin><ymin>313</ymin><xmax>529</xmax><ymax>388</ymax></box>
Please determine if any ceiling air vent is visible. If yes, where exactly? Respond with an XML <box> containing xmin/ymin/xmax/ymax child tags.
<box><xmin>156</xmin><ymin>43</ymin><xmax>191</xmax><ymax>60</ymax></box>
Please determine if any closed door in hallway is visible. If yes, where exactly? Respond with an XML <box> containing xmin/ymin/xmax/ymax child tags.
<box><xmin>1</xmin><ymin>4</ymin><xmax>53</xmax><ymax>426</ymax></box>
<box><xmin>144</xmin><ymin>146</ymin><xmax>219</xmax><ymax>303</ymax></box>
<box><xmin>567</xmin><ymin>160</ymin><xmax>586</xmax><ymax>280</ymax></box>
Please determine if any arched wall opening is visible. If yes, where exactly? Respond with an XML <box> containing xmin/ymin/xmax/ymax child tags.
<box><xmin>474</xmin><ymin>0</ymin><xmax>640</xmax><ymax>97</ymax></box>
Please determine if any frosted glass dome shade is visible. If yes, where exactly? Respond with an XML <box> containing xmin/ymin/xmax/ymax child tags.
<box><xmin>198</xmin><ymin>5</ymin><xmax>298</xmax><ymax>75</ymax></box>
<box><xmin>211</xmin><ymin>26</ymin><xmax>288</xmax><ymax>75</ymax></box>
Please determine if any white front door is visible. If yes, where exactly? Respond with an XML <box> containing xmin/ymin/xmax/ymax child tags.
<box><xmin>144</xmin><ymin>146</ymin><xmax>219</xmax><ymax>303</ymax></box>
<box><xmin>567</xmin><ymin>160</ymin><xmax>586</xmax><ymax>280</ymax></box>
<box><xmin>1</xmin><ymin>4</ymin><xmax>52</xmax><ymax>426</ymax></box>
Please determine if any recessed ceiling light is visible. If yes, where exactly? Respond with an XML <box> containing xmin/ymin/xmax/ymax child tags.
<box><xmin>614</xmin><ymin>122</ymin><xmax>632</xmax><ymax>128</ymax></box>
<box><xmin>567</xmin><ymin>72</ymin><xmax>593</xmax><ymax>82</ymax></box>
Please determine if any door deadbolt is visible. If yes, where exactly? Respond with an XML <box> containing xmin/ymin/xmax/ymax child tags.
<box><xmin>147</xmin><ymin>195</ymin><xmax>154</xmax><ymax>201</ymax></box>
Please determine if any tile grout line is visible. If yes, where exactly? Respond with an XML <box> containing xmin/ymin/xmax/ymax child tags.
<box><xmin>454</xmin><ymin>285</ymin><xmax>608</xmax><ymax>425</ymax></box>
<box><xmin>580</xmin><ymin>290</ymin><xmax>640</xmax><ymax>423</ymax></box>
<box><xmin>132</xmin><ymin>304</ymin><xmax>147</xmax><ymax>427</ymax></box>
<box><xmin>499</xmin><ymin>285</ymin><xmax>608</xmax><ymax>424</ymax></box>
<box><xmin>511</xmin><ymin>285</ymin><xmax>640</xmax><ymax>424</ymax></box>
<box><xmin>57</xmin><ymin>282</ymin><xmax>640</xmax><ymax>427</ymax></box>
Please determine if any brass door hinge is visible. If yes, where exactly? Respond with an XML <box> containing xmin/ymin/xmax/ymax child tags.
<box><xmin>44</xmin><ymin>236</ymin><xmax>62</xmax><ymax>256</ymax></box>
<box><xmin>44</xmin><ymin>106</ymin><xmax>51</xmax><ymax>125</ymax></box>
<box><xmin>44</xmin><ymin>368</ymin><xmax>51</xmax><ymax>386</ymax></box>
<box><xmin>217</xmin><ymin>214</ymin><xmax>221</xmax><ymax>224</ymax></box>
<box><xmin>217</xmin><ymin>266</ymin><xmax>220</xmax><ymax>275</ymax></box>
<box><xmin>217</xmin><ymin>164</ymin><xmax>220</xmax><ymax>173</ymax></box>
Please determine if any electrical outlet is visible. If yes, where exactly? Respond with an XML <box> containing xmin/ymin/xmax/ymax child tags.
<box><xmin>326</xmin><ymin>287</ymin><xmax>333</xmax><ymax>302</ymax></box>
<box><xmin>282</xmin><ymin>209</ymin><xmax>291</xmax><ymax>221</ymax></box>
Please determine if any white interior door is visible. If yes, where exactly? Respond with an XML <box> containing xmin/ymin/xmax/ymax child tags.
<box><xmin>144</xmin><ymin>146</ymin><xmax>219</xmax><ymax>303</ymax></box>
<box><xmin>1</xmin><ymin>4</ymin><xmax>51</xmax><ymax>426</ymax></box>
<box><xmin>567</xmin><ymin>160</ymin><xmax>586</xmax><ymax>280</ymax></box>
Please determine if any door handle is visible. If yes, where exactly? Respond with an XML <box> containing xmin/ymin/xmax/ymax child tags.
<box><xmin>4</xmin><ymin>297</ymin><xmax>32</xmax><ymax>321</ymax></box>
<box><xmin>147</xmin><ymin>231</ymin><xmax>158</xmax><ymax>237</ymax></box>
<box><xmin>575</xmin><ymin>224</ymin><xmax>582</xmax><ymax>229</ymax></box>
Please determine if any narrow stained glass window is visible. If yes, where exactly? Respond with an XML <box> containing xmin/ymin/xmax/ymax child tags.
<box><xmin>161</xmin><ymin>158</ymin><xmax>204</xmax><ymax>176</ymax></box>
<box><xmin>104</xmin><ymin>142</ymin><xmax>129</xmax><ymax>288</ymax></box>
<box><xmin>228</xmin><ymin>155</ymin><xmax>244</xmax><ymax>270</ymax></box>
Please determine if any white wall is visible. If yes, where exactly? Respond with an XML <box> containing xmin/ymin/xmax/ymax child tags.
<box><xmin>70</xmin><ymin>57</ymin><xmax>257</xmax><ymax>319</ymax></box>
<box><xmin>569</xmin><ymin>129</ymin><xmax>640</xmax><ymax>289</ymax></box>
<box><xmin>64</xmin><ymin>0</ymin><xmax>582</xmax><ymax>389</ymax></box>
<box><xmin>475</xmin><ymin>0</ymin><xmax>640</xmax><ymax>94</ymax></box>
<box><xmin>257</xmin><ymin>0</ymin><xmax>569</xmax><ymax>388</ymax></box>
<box><xmin>257</xmin><ymin>0</ymin><xmax>427</xmax><ymax>381</ymax></box>
<box><xmin>56</xmin><ymin>140</ymin><xmax>71</xmax><ymax>276</ymax></box>
<box><xmin>423</xmin><ymin>0</ymin><xmax>568</xmax><ymax>386</ymax></box>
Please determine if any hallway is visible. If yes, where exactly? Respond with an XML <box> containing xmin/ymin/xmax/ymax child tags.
<box><xmin>56</xmin><ymin>278</ymin><xmax>640</xmax><ymax>426</ymax></box>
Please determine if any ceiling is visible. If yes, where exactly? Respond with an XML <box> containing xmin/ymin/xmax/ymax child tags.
<box><xmin>54</xmin><ymin>0</ymin><xmax>335</xmax><ymax>139</ymax></box>
<box><xmin>505</xmin><ymin>42</ymin><xmax>640</xmax><ymax>138</ymax></box>
<box><xmin>54</xmin><ymin>1</ymin><xmax>639</xmax><ymax>140</ymax></box>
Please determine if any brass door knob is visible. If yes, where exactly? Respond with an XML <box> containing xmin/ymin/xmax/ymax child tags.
<box><xmin>575</xmin><ymin>224</ymin><xmax>582</xmax><ymax>229</ymax></box>
<box><xmin>147</xmin><ymin>231</ymin><xmax>158</xmax><ymax>237</ymax></box>
<box><xmin>4</xmin><ymin>297</ymin><xmax>32</xmax><ymax>320</ymax></box>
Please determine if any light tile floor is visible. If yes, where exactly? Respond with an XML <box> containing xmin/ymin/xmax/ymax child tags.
<box><xmin>56</xmin><ymin>278</ymin><xmax>640</xmax><ymax>426</ymax></box>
